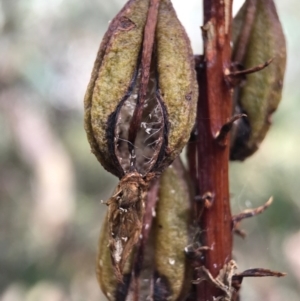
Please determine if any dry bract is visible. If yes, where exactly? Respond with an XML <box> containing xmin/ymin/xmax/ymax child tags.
<box><xmin>105</xmin><ymin>171</ymin><xmax>153</xmax><ymax>280</ymax></box>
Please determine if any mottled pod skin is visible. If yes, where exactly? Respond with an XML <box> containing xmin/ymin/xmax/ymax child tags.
<box><xmin>96</xmin><ymin>160</ymin><xmax>192</xmax><ymax>301</ymax></box>
<box><xmin>230</xmin><ymin>0</ymin><xmax>286</xmax><ymax>160</ymax></box>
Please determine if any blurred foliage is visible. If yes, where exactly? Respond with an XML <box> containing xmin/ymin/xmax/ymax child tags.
<box><xmin>0</xmin><ymin>0</ymin><xmax>300</xmax><ymax>301</ymax></box>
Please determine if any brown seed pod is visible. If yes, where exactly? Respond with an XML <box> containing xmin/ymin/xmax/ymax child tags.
<box><xmin>230</xmin><ymin>0</ymin><xmax>286</xmax><ymax>160</ymax></box>
<box><xmin>84</xmin><ymin>0</ymin><xmax>197</xmax><ymax>280</ymax></box>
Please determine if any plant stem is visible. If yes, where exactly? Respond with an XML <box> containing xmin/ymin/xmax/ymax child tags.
<box><xmin>190</xmin><ymin>1</ymin><xmax>234</xmax><ymax>300</ymax></box>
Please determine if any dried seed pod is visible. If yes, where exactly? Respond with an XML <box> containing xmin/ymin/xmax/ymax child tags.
<box><xmin>96</xmin><ymin>159</ymin><xmax>192</xmax><ymax>300</ymax></box>
<box><xmin>84</xmin><ymin>0</ymin><xmax>197</xmax><ymax>280</ymax></box>
<box><xmin>153</xmin><ymin>159</ymin><xmax>192</xmax><ymax>301</ymax></box>
<box><xmin>230</xmin><ymin>0</ymin><xmax>286</xmax><ymax>160</ymax></box>
<box><xmin>96</xmin><ymin>210</ymin><xmax>133</xmax><ymax>300</ymax></box>
<box><xmin>84</xmin><ymin>0</ymin><xmax>197</xmax><ymax>177</ymax></box>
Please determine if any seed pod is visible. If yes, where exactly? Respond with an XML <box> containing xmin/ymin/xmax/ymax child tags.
<box><xmin>96</xmin><ymin>159</ymin><xmax>192</xmax><ymax>300</ymax></box>
<box><xmin>153</xmin><ymin>158</ymin><xmax>192</xmax><ymax>301</ymax></box>
<box><xmin>96</xmin><ymin>210</ymin><xmax>133</xmax><ymax>300</ymax></box>
<box><xmin>84</xmin><ymin>0</ymin><xmax>197</xmax><ymax>280</ymax></box>
<box><xmin>84</xmin><ymin>0</ymin><xmax>197</xmax><ymax>177</ymax></box>
<box><xmin>230</xmin><ymin>0</ymin><xmax>286</xmax><ymax>160</ymax></box>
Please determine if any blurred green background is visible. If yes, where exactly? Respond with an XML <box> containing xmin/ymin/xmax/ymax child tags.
<box><xmin>0</xmin><ymin>0</ymin><xmax>299</xmax><ymax>300</ymax></box>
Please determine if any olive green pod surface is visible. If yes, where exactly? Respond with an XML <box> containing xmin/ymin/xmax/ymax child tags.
<box><xmin>231</xmin><ymin>0</ymin><xmax>286</xmax><ymax>160</ymax></box>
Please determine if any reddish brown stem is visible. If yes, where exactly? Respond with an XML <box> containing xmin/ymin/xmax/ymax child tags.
<box><xmin>192</xmin><ymin>1</ymin><xmax>233</xmax><ymax>300</ymax></box>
